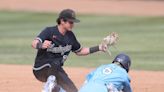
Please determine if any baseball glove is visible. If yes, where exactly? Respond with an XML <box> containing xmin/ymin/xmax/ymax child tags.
<box><xmin>100</xmin><ymin>32</ymin><xmax>119</xmax><ymax>55</ymax></box>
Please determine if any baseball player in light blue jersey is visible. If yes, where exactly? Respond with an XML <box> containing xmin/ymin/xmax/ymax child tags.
<box><xmin>79</xmin><ymin>53</ymin><xmax>132</xmax><ymax>92</ymax></box>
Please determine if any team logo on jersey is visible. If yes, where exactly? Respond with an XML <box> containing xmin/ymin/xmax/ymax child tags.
<box><xmin>103</xmin><ymin>67</ymin><xmax>112</xmax><ymax>75</ymax></box>
<box><xmin>47</xmin><ymin>44</ymin><xmax>72</xmax><ymax>55</ymax></box>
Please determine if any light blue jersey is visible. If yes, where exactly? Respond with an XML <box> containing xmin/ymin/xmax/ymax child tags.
<box><xmin>79</xmin><ymin>64</ymin><xmax>132</xmax><ymax>92</ymax></box>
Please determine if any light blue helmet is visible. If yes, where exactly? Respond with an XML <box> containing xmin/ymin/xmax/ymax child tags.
<box><xmin>79</xmin><ymin>82</ymin><xmax>108</xmax><ymax>92</ymax></box>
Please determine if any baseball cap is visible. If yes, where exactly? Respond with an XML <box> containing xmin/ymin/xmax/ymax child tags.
<box><xmin>58</xmin><ymin>9</ymin><xmax>80</xmax><ymax>23</ymax></box>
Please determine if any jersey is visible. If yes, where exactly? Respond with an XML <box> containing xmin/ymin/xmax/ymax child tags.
<box><xmin>80</xmin><ymin>64</ymin><xmax>132</xmax><ymax>92</ymax></box>
<box><xmin>34</xmin><ymin>26</ymin><xmax>81</xmax><ymax>68</ymax></box>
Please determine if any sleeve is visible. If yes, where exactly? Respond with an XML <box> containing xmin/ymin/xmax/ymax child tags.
<box><xmin>36</xmin><ymin>27</ymin><xmax>50</xmax><ymax>43</ymax></box>
<box><xmin>86</xmin><ymin>71</ymin><xmax>95</xmax><ymax>82</ymax></box>
<box><xmin>71</xmin><ymin>32</ymin><xmax>82</xmax><ymax>53</ymax></box>
<box><xmin>122</xmin><ymin>78</ymin><xmax>132</xmax><ymax>92</ymax></box>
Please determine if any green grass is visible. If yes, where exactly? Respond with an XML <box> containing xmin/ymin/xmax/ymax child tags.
<box><xmin>0</xmin><ymin>11</ymin><xmax>164</xmax><ymax>71</ymax></box>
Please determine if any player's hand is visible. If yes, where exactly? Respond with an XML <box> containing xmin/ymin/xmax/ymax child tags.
<box><xmin>99</xmin><ymin>32</ymin><xmax>119</xmax><ymax>54</ymax></box>
<box><xmin>102</xmin><ymin>32</ymin><xmax>118</xmax><ymax>47</ymax></box>
<box><xmin>99</xmin><ymin>44</ymin><xmax>108</xmax><ymax>52</ymax></box>
<box><xmin>42</xmin><ymin>40</ymin><xmax>52</xmax><ymax>49</ymax></box>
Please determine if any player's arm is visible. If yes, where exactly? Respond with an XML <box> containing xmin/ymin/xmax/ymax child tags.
<box><xmin>122</xmin><ymin>80</ymin><xmax>132</xmax><ymax>92</ymax></box>
<box><xmin>122</xmin><ymin>84</ymin><xmax>132</xmax><ymax>92</ymax></box>
<box><xmin>71</xmin><ymin>33</ymin><xmax>106</xmax><ymax>55</ymax></box>
<box><xmin>31</xmin><ymin>27</ymin><xmax>52</xmax><ymax>49</ymax></box>
<box><xmin>75</xmin><ymin>46</ymin><xmax>105</xmax><ymax>56</ymax></box>
<box><xmin>74</xmin><ymin>32</ymin><xmax>118</xmax><ymax>56</ymax></box>
<box><xmin>32</xmin><ymin>39</ymin><xmax>51</xmax><ymax>49</ymax></box>
<box><xmin>72</xmin><ymin>32</ymin><xmax>118</xmax><ymax>56</ymax></box>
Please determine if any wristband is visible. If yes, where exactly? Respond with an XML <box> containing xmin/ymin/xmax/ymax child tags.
<box><xmin>89</xmin><ymin>46</ymin><xmax>99</xmax><ymax>53</ymax></box>
<box><xmin>36</xmin><ymin>41</ymin><xmax>42</xmax><ymax>49</ymax></box>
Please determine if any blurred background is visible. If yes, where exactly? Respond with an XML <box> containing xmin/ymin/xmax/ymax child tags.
<box><xmin>0</xmin><ymin>0</ymin><xmax>164</xmax><ymax>71</ymax></box>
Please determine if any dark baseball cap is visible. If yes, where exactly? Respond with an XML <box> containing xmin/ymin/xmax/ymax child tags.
<box><xmin>58</xmin><ymin>9</ymin><xmax>80</xmax><ymax>23</ymax></box>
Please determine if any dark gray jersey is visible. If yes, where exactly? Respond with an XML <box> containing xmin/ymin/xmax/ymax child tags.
<box><xmin>34</xmin><ymin>26</ymin><xmax>81</xmax><ymax>67</ymax></box>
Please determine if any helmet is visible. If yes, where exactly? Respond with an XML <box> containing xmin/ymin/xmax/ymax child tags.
<box><xmin>112</xmin><ymin>53</ymin><xmax>131</xmax><ymax>72</ymax></box>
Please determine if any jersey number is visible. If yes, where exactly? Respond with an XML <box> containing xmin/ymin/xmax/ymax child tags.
<box><xmin>103</xmin><ymin>67</ymin><xmax>112</xmax><ymax>75</ymax></box>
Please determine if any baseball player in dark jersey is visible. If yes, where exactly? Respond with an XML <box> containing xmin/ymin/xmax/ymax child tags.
<box><xmin>32</xmin><ymin>9</ymin><xmax>111</xmax><ymax>92</ymax></box>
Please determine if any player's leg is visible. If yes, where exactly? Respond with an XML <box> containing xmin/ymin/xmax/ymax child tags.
<box><xmin>43</xmin><ymin>62</ymin><xmax>67</xmax><ymax>92</ymax></box>
<box><xmin>33</xmin><ymin>65</ymin><xmax>50</xmax><ymax>82</ymax></box>
<box><xmin>33</xmin><ymin>64</ymin><xmax>59</xmax><ymax>92</ymax></box>
<box><xmin>47</xmin><ymin>62</ymin><xmax>75</xmax><ymax>92</ymax></box>
<box><xmin>45</xmin><ymin>63</ymin><xmax>62</xmax><ymax>92</ymax></box>
<box><xmin>56</xmin><ymin>68</ymin><xmax>78</xmax><ymax>92</ymax></box>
